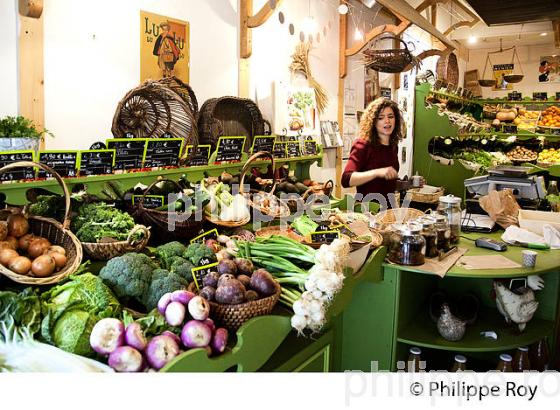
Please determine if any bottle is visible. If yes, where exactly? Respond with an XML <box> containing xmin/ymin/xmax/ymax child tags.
<box><xmin>513</xmin><ymin>346</ymin><xmax>531</xmax><ymax>372</ymax></box>
<box><xmin>407</xmin><ymin>347</ymin><xmax>424</xmax><ymax>372</ymax></box>
<box><xmin>450</xmin><ymin>354</ymin><xmax>467</xmax><ymax>372</ymax></box>
<box><xmin>496</xmin><ymin>353</ymin><xmax>513</xmax><ymax>372</ymax></box>
<box><xmin>529</xmin><ymin>339</ymin><xmax>550</xmax><ymax>371</ymax></box>
<box><xmin>437</xmin><ymin>195</ymin><xmax>462</xmax><ymax>245</ymax></box>
<box><xmin>547</xmin><ymin>180</ymin><xmax>559</xmax><ymax>196</ymax></box>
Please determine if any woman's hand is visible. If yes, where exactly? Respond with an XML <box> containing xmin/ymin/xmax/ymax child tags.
<box><xmin>376</xmin><ymin>166</ymin><xmax>398</xmax><ymax>180</ymax></box>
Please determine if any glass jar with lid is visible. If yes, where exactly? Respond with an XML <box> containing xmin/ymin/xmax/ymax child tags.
<box><xmin>387</xmin><ymin>223</ymin><xmax>426</xmax><ymax>266</ymax></box>
<box><xmin>407</xmin><ymin>347</ymin><xmax>424</xmax><ymax>372</ymax></box>
<box><xmin>417</xmin><ymin>216</ymin><xmax>438</xmax><ymax>258</ymax></box>
<box><xmin>496</xmin><ymin>353</ymin><xmax>513</xmax><ymax>372</ymax></box>
<box><xmin>437</xmin><ymin>195</ymin><xmax>462</xmax><ymax>244</ymax></box>
<box><xmin>450</xmin><ymin>354</ymin><xmax>467</xmax><ymax>372</ymax></box>
<box><xmin>434</xmin><ymin>213</ymin><xmax>451</xmax><ymax>252</ymax></box>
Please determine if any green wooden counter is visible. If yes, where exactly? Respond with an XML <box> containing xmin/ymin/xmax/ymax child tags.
<box><xmin>341</xmin><ymin>231</ymin><xmax>560</xmax><ymax>372</ymax></box>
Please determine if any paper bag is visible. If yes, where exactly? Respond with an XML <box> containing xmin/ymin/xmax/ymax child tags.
<box><xmin>479</xmin><ymin>189</ymin><xmax>520</xmax><ymax>229</ymax></box>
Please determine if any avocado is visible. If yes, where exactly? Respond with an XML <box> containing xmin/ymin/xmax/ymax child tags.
<box><xmin>295</xmin><ymin>182</ymin><xmax>308</xmax><ymax>194</ymax></box>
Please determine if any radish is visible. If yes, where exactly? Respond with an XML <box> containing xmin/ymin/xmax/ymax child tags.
<box><xmin>124</xmin><ymin>322</ymin><xmax>147</xmax><ymax>351</ymax></box>
<box><xmin>181</xmin><ymin>320</ymin><xmax>212</xmax><ymax>348</ymax></box>
<box><xmin>170</xmin><ymin>289</ymin><xmax>195</xmax><ymax>305</ymax></box>
<box><xmin>145</xmin><ymin>335</ymin><xmax>180</xmax><ymax>370</ymax></box>
<box><xmin>108</xmin><ymin>346</ymin><xmax>144</xmax><ymax>372</ymax></box>
<box><xmin>89</xmin><ymin>318</ymin><xmax>125</xmax><ymax>355</ymax></box>
<box><xmin>188</xmin><ymin>296</ymin><xmax>210</xmax><ymax>320</ymax></box>
<box><xmin>165</xmin><ymin>301</ymin><xmax>186</xmax><ymax>326</ymax></box>
<box><xmin>211</xmin><ymin>328</ymin><xmax>228</xmax><ymax>355</ymax></box>
<box><xmin>157</xmin><ymin>292</ymin><xmax>173</xmax><ymax>315</ymax></box>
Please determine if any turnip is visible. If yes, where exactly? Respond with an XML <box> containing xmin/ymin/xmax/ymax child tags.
<box><xmin>145</xmin><ymin>335</ymin><xmax>180</xmax><ymax>370</ymax></box>
<box><xmin>181</xmin><ymin>320</ymin><xmax>212</xmax><ymax>348</ymax></box>
<box><xmin>89</xmin><ymin>318</ymin><xmax>125</xmax><ymax>355</ymax></box>
<box><xmin>124</xmin><ymin>322</ymin><xmax>147</xmax><ymax>351</ymax></box>
<box><xmin>108</xmin><ymin>346</ymin><xmax>144</xmax><ymax>372</ymax></box>
<box><xmin>202</xmin><ymin>271</ymin><xmax>220</xmax><ymax>288</ymax></box>
<box><xmin>199</xmin><ymin>286</ymin><xmax>216</xmax><ymax>301</ymax></box>
<box><xmin>165</xmin><ymin>301</ymin><xmax>186</xmax><ymax>326</ymax></box>
<box><xmin>157</xmin><ymin>292</ymin><xmax>173</xmax><ymax>315</ymax></box>
<box><xmin>202</xmin><ymin>318</ymin><xmax>216</xmax><ymax>333</ymax></box>
<box><xmin>161</xmin><ymin>330</ymin><xmax>181</xmax><ymax>346</ymax></box>
<box><xmin>170</xmin><ymin>289</ymin><xmax>195</xmax><ymax>305</ymax></box>
<box><xmin>188</xmin><ymin>296</ymin><xmax>210</xmax><ymax>320</ymax></box>
<box><xmin>211</xmin><ymin>328</ymin><xmax>229</xmax><ymax>355</ymax></box>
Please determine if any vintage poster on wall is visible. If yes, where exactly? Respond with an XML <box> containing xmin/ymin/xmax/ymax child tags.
<box><xmin>364</xmin><ymin>67</ymin><xmax>379</xmax><ymax>108</ymax></box>
<box><xmin>492</xmin><ymin>64</ymin><xmax>514</xmax><ymax>90</ymax></box>
<box><xmin>274</xmin><ymin>82</ymin><xmax>320</xmax><ymax>137</ymax></box>
<box><xmin>538</xmin><ymin>56</ymin><xmax>560</xmax><ymax>83</ymax></box>
<box><xmin>140</xmin><ymin>11</ymin><xmax>189</xmax><ymax>82</ymax></box>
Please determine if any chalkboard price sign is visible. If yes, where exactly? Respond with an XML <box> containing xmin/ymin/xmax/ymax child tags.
<box><xmin>89</xmin><ymin>141</ymin><xmax>107</xmax><ymax>150</ymax></box>
<box><xmin>304</xmin><ymin>140</ymin><xmax>317</xmax><ymax>156</ymax></box>
<box><xmin>309</xmin><ymin>230</ymin><xmax>340</xmax><ymax>244</ymax></box>
<box><xmin>214</xmin><ymin>136</ymin><xmax>246</xmax><ymax>163</ymax></box>
<box><xmin>185</xmin><ymin>144</ymin><xmax>211</xmax><ymax>166</ymax></box>
<box><xmin>556</xmin><ymin>92</ymin><xmax>560</xmax><ymax>101</ymax></box>
<box><xmin>143</xmin><ymin>138</ymin><xmax>183</xmax><ymax>168</ymax></box>
<box><xmin>78</xmin><ymin>150</ymin><xmax>115</xmax><ymax>176</ymax></box>
<box><xmin>533</xmin><ymin>92</ymin><xmax>548</xmax><ymax>101</ymax></box>
<box><xmin>37</xmin><ymin>151</ymin><xmax>78</xmax><ymax>178</ymax></box>
<box><xmin>251</xmin><ymin>136</ymin><xmax>276</xmax><ymax>154</ymax></box>
<box><xmin>507</xmin><ymin>92</ymin><xmax>522</xmax><ymax>101</ymax></box>
<box><xmin>0</xmin><ymin>151</ymin><xmax>35</xmax><ymax>181</ymax></box>
<box><xmin>107</xmin><ymin>139</ymin><xmax>147</xmax><ymax>171</ymax></box>
<box><xmin>132</xmin><ymin>194</ymin><xmax>165</xmax><ymax>209</ymax></box>
<box><xmin>286</xmin><ymin>141</ymin><xmax>301</xmax><ymax>158</ymax></box>
<box><xmin>502</xmin><ymin>124</ymin><xmax>518</xmax><ymax>134</ymax></box>
<box><xmin>124</xmin><ymin>132</ymin><xmax>135</xmax><ymax>139</ymax></box>
<box><xmin>191</xmin><ymin>261</ymin><xmax>219</xmax><ymax>291</ymax></box>
<box><xmin>272</xmin><ymin>142</ymin><xmax>287</xmax><ymax>159</ymax></box>
<box><xmin>161</xmin><ymin>132</ymin><xmax>174</xmax><ymax>139</ymax></box>
<box><xmin>190</xmin><ymin>228</ymin><xmax>219</xmax><ymax>244</ymax></box>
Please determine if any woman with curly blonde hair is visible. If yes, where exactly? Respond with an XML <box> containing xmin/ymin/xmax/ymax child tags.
<box><xmin>341</xmin><ymin>97</ymin><xmax>403</xmax><ymax>201</ymax></box>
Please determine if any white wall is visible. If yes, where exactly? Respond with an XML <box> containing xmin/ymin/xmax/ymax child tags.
<box><xmin>468</xmin><ymin>45</ymin><xmax>560</xmax><ymax>98</ymax></box>
<box><xmin>0</xmin><ymin>0</ymin><xmax>19</xmax><ymax>117</ymax></box>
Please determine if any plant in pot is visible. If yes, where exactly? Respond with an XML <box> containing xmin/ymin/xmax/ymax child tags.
<box><xmin>0</xmin><ymin>116</ymin><xmax>54</xmax><ymax>152</ymax></box>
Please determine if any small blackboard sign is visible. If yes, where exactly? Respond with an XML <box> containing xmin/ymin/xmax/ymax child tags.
<box><xmin>161</xmin><ymin>132</ymin><xmax>174</xmax><ymax>139</ymax></box>
<box><xmin>556</xmin><ymin>92</ymin><xmax>560</xmax><ymax>101</ymax></box>
<box><xmin>0</xmin><ymin>151</ymin><xmax>35</xmax><ymax>181</ymax></box>
<box><xmin>107</xmin><ymin>139</ymin><xmax>147</xmax><ymax>171</ymax></box>
<box><xmin>272</xmin><ymin>142</ymin><xmax>287</xmax><ymax>158</ymax></box>
<box><xmin>124</xmin><ymin>132</ymin><xmax>136</xmax><ymax>139</ymax></box>
<box><xmin>251</xmin><ymin>136</ymin><xmax>276</xmax><ymax>154</ymax></box>
<box><xmin>190</xmin><ymin>228</ymin><xmax>219</xmax><ymax>244</ymax></box>
<box><xmin>143</xmin><ymin>138</ymin><xmax>183</xmax><ymax>168</ymax></box>
<box><xmin>381</xmin><ymin>87</ymin><xmax>392</xmax><ymax>99</ymax></box>
<box><xmin>214</xmin><ymin>136</ymin><xmax>246</xmax><ymax>163</ymax></box>
<box><xmin>78</xmin><ymin>150</ymin><xmax>115</xmax><ymax>176</ymax></box>
<box><xmin>304</xmin><ymin>140</ymin><xmax>318</xmax><ymax>156</ymax></box>
<box><xmin>533</xmin><ymin>92</ymin><xmax>548</xmax><ymax>101</ymax></box>
<box><xmin>287</xmin><ymin>141</ymin><xmax>302</xmax><ymax>158</ymax></box>
<box><xmin>37</xmin><ymin>151</ymin><xmax>78</xmax><ymax>178</ymax></box>
<box><xmin>310</xmin><ymin>230</ymin><xmax>340</xmax><ymax>244</ymax></box>
<box><xmin>132</xmin><ymin>194</ymin><xmax>165</xmax><ymax>209</ymax></box>
<box><xmin>550</xmin><ymin>128</ymin><xmax>560</xmax><ymax>136</ymax></box>
<box><xmin>507</xmin><ymin>92</ymin><xmax>522</xmax><ymax>101</ymax></box>
<box><xmin>191</xmin><ymin>261</ymin><xmax>219</xmax><ymax>291</ymax></box>
<box><xmin>89</xmin><ymin>141</ymin><xmax>107</xmax><ymax>150</ymax></box>
<box><xmin>185</xmin><ymin>145</ymin><xmax>211</xmax><ymax>166</ymax></box>
<box><xmin>502</xmin><ymin>124</ymin><xmax>518</xmax><ymax>134</ymax></box>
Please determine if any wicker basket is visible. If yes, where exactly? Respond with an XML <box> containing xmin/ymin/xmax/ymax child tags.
<box><xmin>111</xmin><ymin>80</ymin><xmax>198</xmax><ymax>146</ymax></box>
<box><xmin>157</xmin><ymin>76</ymin><xmax>198</xmax><ymax>117</ymax></box>
<box><xmin>188</xmin><ymin>282</ymin><xmax>281</xmax><ymax>331</ymax></box>
<box><xmin>197</xmin><ymin>96</ymin><xmax>267</xmax><ymax>151</ymax></box>
<box><xmin>373</xmin><ymin>207</ymin><xmax>425</xmax><ymax>228</ymax></box>
<box><xmin>240</xmin><ymin>151</ymin><xmax>291</xmax><ymax>219</ymax></box>
<box><xmin>503</xmin><ymin>74</ymin><xmax>524</xmax><ymax>83</ymax></box>
<box><xmin>362</xmin><ymin>35</ymin><xmax>420</xmax><ymax>73</ymax></box>
<box><xmin>436</xmin><ymin>52</ymin><xmax>459</xmax><ymax>86</ymax></box>
<box><xmin>0</xmin><ymin>161</ymin><xmax>82</xmax><ymax>285</ymax></box>
<box><xmin>135</xmin><ymin>178</ymin><xmax>203</xmax><ymax>241</ymax></box>
<box><xmin>478</xmin><ymin>79</ymin><xmax>496</xmax><ymax>88</ymax></box>
<box><xmin>81</xmin><ymin>225</ymin><xmax>151</xmax><ymax>261</ymax></box>
<box><xmin>407</xmin><ymin>187</ymin><xmax>445</xmax><ymax>203</ymax></box>
<box><xmin>255</xmin><ymin>226</ymin><xmax>304</xmax><ymax>242</ymax></box>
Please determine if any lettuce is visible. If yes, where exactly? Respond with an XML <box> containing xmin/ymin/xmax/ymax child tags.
<box><xmin>0</xmin><ymin>288</ymin><xmax>42</xmax><ymax>341</ymax></box>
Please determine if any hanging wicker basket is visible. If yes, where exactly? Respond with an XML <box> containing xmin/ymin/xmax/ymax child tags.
<box><xmin>81</xmin><ymin>224</ymin><xmax>151</xmax><ymax>261</ymax></box>
<box><xmin>197</xmin><ymin>96</ymin><xmax>268</xmax><ymax>151</ymax></box>
<box><xmin>111</xmin><ymin>80</ymin><xmax>198</xmax><ymax>146</ymax></box>
<box><xmin>362</xmin><ymin>34</ymin><xmax>421</xmax><ymax>73</ymax></box>
<box><xmin>0</xmin><ymin>161</ymin><xmax>82</xmax><ymax>285</ymax></box>
<box><xmin>436</xmin><ymin>52</ymin><xmax>459</xmax><ymax>86</ymax></box>
<box><xmin>157</xmin><ymin>76</ymin><xmax>198</xmax><ymax>117</ymax></box>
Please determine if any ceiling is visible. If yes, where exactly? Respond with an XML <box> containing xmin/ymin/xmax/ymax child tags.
<box><xmin>463</xmin><ymin>0</ymin><xmax>560</xmax><ymax>26</ymax></box>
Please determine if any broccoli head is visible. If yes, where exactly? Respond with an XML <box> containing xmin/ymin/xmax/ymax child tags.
<box><xmin>142</xmin><ymin>269</ymin><xmax>188</xmax><ymax>311</ymax></box>
<box><xmin>183</xmin><ymin>243</ymin><xmax>216</xmax><ymax>266</ymax></box>
<box><xmin>72</xmin><ymin>202</ymin><xmax>136</xmax><ymax>243</ymax></box>
<box><xmin>99</xmin><ymin>253</ymin><xmax>156</xmax><ymax>305</ymax></box>
<box><xmin>169</xmin><ymin>256</ymin><xmax>194</xmax><ymax>282</ymax></box>
<box><xmin>156</xmin><ymin>241</ymin><xmax>187</xmax><ymax>269</ymax></box>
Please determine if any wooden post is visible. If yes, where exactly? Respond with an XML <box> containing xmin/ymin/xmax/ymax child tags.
<box><xmin>336</xmin><ymin>2</ymin><xmax>348</xmax><ymax>198</ymax></box>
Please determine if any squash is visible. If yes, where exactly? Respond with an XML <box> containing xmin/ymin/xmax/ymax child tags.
<box><xmin>496</xmin><ymin>111</ymin><xmax>516</xmax><ymax>122</ymax></box>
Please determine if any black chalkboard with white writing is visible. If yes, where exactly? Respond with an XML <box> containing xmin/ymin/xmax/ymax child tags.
<box><xmin>107</xmin><ymin>139</ymin><xmax>147</xmax><ymax>170</ymax></box>
<box><xmin>185</xmin><ymin>145</ymin><xmax>211</xmax><ymax>166</ymax></box>
<box><xmin>251</xmin><ymin>136</ymin><xmax>276</xmax><ymax>154</ymax></box>
<box><xmin>38</xmin><ymin>151</ymin><xmax>78</xmax><ymax>178</ymax></box>
<box><xmin>143</xmin><ymin>138</ymin><xmax>183</xmax><ymax>168</ymax></box>
<box><xmin>79</xmin><ymin>150</ymin><xmax>115</xmax><ymax>176</ymax></box>
<box><xmin>214</xmin><ymin>137</ymin><xmax>246</xmax><ymax>163</ymax></box>
<box><xmin>0</xmin><ymin>151</ymin><xmax>35</xmax><ymax>181</ymax></box>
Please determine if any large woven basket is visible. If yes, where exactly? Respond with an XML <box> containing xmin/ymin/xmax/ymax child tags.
<box><xmin>239</xmin><ymin>151</ymin><xmax>290</xmax><ymax>219</ymax></box>
<box><xmin>255</xmin><ymin>226</ymin><xmax>304</xmax><ymax>242</ymax></box>
<box><xmin>157</xmin><ymin>76</ymin><xmax>198</xmax><ymax>117</ymax></box>
<box><xmin>81</xmin><ymin>224</ymin><xmax>151</xmax><ymax>261</ymax></box>
<box><xmin>197</xmin><ymin>96</ymin><xmax>268</xmax><ymax>152</ymax></box>
<box><xmin>436</xmin><ymin>52</ymin><xmax>459</xmax><ymax>86</ymax></box>
<box><xmin>135</xmin><ymin>178</ymin><xmax>203</xmax><ymax>241</ymax></box>
<box><xmin>0</xmin><ymin>161</ymin><xmax>82</xmax><ymax>285</ymax></box>
<box><xmin>362</xmin><ymin>34</ymin><xmax>420</xmax><ymax>73</ymax></box>
<box><xmin>189</xmin><ymin>282</ymin><xmax>281</xmax><ymax>331</ymax></box>
<box><xmin>111</xmin><ymin>80</ymin><xmax>198</xmax><ymax>146</ymax></box>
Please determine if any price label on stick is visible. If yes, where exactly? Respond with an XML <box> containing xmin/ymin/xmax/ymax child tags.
<box><xmin>190</xmin><ymin>228</ymin><xmax>219</xmax><ymax>244</ymax></box>
<box><xmin>132</xmin><ymin>195</ymin><xmax>165</xmax><ymax>209</ymax></box>
<box><xmin>37</xmin><ymin>151</ymin><xmax>78</xmax><ymax>178</ymax></box>
<box><xmin>309</xmin><ymin>230</ymin><xmax>340</xmax><ymax>244</ymax></box>
<box><xmin>191</xmin><ymin>262</ymin><xmax>219</xmax><ymax>291</ymax></box>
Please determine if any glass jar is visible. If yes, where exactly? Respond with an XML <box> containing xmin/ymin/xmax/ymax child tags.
<box><xmin>437</xmin><ymin>195</ymin><xmax>462</xmax><ymax>244</ymax></box>
<box><xmin>496</xmin><ymin>353</ymin><xmax>513</xmax><ymax>372</ymax></box>
<box><xmin>407</xmin><ymin>347</ymin><xmax>423</xmax><ymax>372</ymax></box>
<box><xmin>434</xmin><ymin>213</ymin><xmax>451</xmax><ymax>252</ymax></box>
<box><xmin>529</xmin><ymin>339</ymin><xmax>550</xmax><ymax>371</ymax></box>
<box><xmin>547</xmin><ymin>180</ymin><xmax>559</xmax><ymax>196</ymax></box>
<box><xmin>417</xmin><ymin>217</ymin><xmax>438</xmax><ymax>258</ymax></box>
<box><xmin>513</xmin><ymin>346</ymin><xmax>531</xmax><ymax>372</ymax></box>
<box><xmin>450</xmin><ymin>354</ymin><xmax>467</xmax><ymax>372</ymax></box>
<box><xmin>388</xmin><ymin>223</ymin><xmax>426</xmax><ymax>266</ymax></box>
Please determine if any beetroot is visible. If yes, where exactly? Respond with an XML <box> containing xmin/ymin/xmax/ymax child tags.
<box><xmin>215</xmin><ymin>278</ymin><xmax>246</xmax><ymax>304</ymax></box>
<box><xmin>200</xmin><ymin>286</ymin><xmax>216</xmax><ymax>301</ymax></box>
<box><xmin>202</xmin><ymin>271</ymin><xmax>220</xmax><ymax>288</ymax></box>
<box><xmin>234</xmin><ymin>258</ymin><xmax>254</xmax><ymax>275</ymax></box>
<box><xmin>250</xmin><ymin>269</ymin><xmax>277</xmax><ymax>296</ymax></box>
<box><xmin>217</xmin><ymin>259</ymin><xmax>237</xmax><ymax>276</ymax></box>
<box><xmin>211</xmin><ymin>328</ymin><xmax>229</xmax><ymax>355</ymax></box>
<box><xmin>237</xmin><ymin>274</ymin><xmax>251</xmax><ymax>288</ymax></box>
<box><xmin>217</xmin><ymin>273</ymin><xmax>235</xmax><ymax>287</ymax></box>
<box><xmin>245</xmin><ymin>290</ymin><xmax>259</xmax><ymax>301</ymax></box>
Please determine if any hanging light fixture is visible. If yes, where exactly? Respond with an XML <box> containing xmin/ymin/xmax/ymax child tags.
<box><xmin>303</xmin><ymin>0</ymin><xmax>318</xmax><ymax>35</ymax></box>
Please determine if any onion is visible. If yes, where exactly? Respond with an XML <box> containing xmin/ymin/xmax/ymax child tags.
<box><xmin>47</xmin><ymin>251</ymin><xmax>67</xmax><ymax>270</ymax></box>
<box><xmin>5</xmin><ymin>236</ymin><xmax>18</xmax><ymax>250</ymax></box>
<box><xmin>31</xmin><ymin>254</ymin><xmax>56</xmax><ymax>277</ymax></box>
<box><xmin>46</xmin><ymin>245</ymin><xmax>66</xmax><ymax>256</ymax></box>
<box><xmin>0</xmin><ymin>241</ymin><xmax>14</xmax><ymax>251</ymax></box>
<box><xmin>0</xmin><ymin>222</ymin><xmax>7</xmax><ymax>241</ymax></box>
<box><xmin>8</xmin><ymin>256</ymin><xmax>32</xmax><ymax>275</ymax></box>
<box><xmin>0</xmin><ymin>248</ymin><xmax>19</xmax><ymax>266</ymax></box>
<box><xmin>28</xmin><ymin>238</ymin><xmax>51</xmax><ymax>259</ymax></box>
<box><xmin>7</xmin><ymin>214</ymin><xmax>29</xmax><ymax>238</ymax></box>
<box><xmin>18</xmin><ymin>234</ymin><xmax>36</xmax><ymax>252</ymax></box>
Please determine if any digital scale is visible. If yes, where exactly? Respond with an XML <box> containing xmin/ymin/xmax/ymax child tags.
<box><xmin>464</xmin><ymin>166</ymin><xmax>546</xmax><ymax>201</ymax></box>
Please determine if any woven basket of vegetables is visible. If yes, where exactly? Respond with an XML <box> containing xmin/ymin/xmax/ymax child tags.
<box><xmin>79</xmin><ymin>224</ymin><xmax>151</xmax><ymax>261</ymax></box>
<box><xmin>0</xmin><ymin>161</ymin><xmax>82</xmax><ymax>285</ymax></box>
